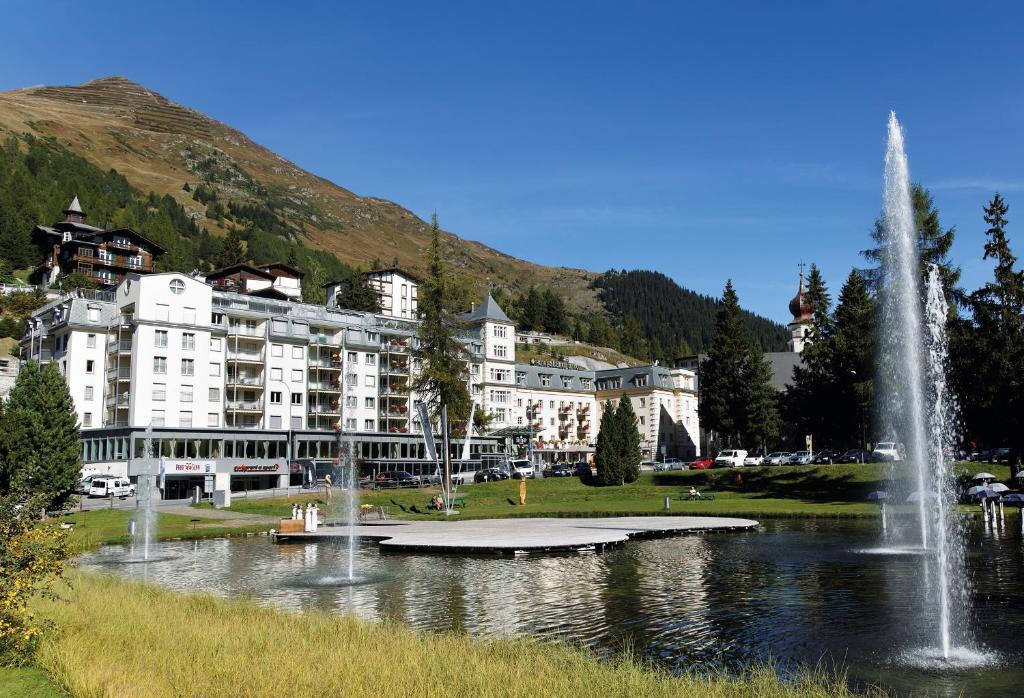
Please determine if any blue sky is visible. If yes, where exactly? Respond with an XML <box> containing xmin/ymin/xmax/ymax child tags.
<box><xmin>3</xmin><ymin>1</ymin><xmax>1023</xmax><ymax>322</ymax></box>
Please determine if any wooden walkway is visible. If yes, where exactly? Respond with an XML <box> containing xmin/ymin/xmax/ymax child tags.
<box><xmin>274</xmin><ymin>516</ymin><xmax>758</xmax><ymax>553</ymax></box>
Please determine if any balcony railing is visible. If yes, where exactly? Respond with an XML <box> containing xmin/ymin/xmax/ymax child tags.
<box><xmin>227</xmin><ymin>350</ymin><xmax>264</xmax><ymax>363</ymax></box>
<box><xmin>308</xmin><ymin>381</ymin><xmax>341</xmax><ymax>391</ymax></box>
<box><xmin>227</xmin><ymin>325</ymin><xmax>263</xmax><ymax>337</ymax></box>
<box><xmin>225</xmin><ymin>376</ymin><xmax>263</xmax><ymax>387</ymax></box>
<box><xmin>105</xmin><ymin>393</ymin><xmax>130</xmax><ymax>406</ymax></box>
<box><xmin>107</xmin><ymin>340</ymin><xmax>132</xmax><ymax>353</ymax></box>
<box><xmin>106</xmin><ymin>367</ymin><xmax>131</xmax><ymax>379</ymax></box>
<box><xmin>225</xmin><ymin>400</ymin><xmax>264</xmax><ymax>411</ymax></box>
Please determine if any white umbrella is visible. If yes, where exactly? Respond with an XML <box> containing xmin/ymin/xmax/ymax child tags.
<box><xmin>990</xmin><ymin>483</ymin><xmax>1010</xmax><ymax>493</ymax></box>
<box><xmin>1015</xmin><ymin>471</ymin><xmax>1024</xmax><ymax>479</ymax></box>
<box><xmin>971</xmin><ymin>472</ymin><xmax>996</xmax><ymax>481</ymax></box>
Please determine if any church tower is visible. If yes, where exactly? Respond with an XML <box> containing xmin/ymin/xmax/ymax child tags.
<box><xmin>787</xmin><ymin>267</ymin><xmax>813</xmax><ymax>353</ymax></box>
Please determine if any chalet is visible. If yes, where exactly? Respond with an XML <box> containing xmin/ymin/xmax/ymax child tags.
<box><xmin>32</xmin><ymin>197</ymin><xmax>166</xmax><ymax>288</ymax></box>
<box><xmin>203</xmin><ymin>262</ymin><xmax>304</xmax><ymax>300</ymax></box>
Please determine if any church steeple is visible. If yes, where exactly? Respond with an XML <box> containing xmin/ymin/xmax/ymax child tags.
<box><xmin>64</xmin><ymin>196</ymin><xmax>85</xmax><ymax>224</ymax></box>
<box><xmin>787</xmin><ymin>264</ymin><xmax>813</xmax><ymax>353</ymax></box>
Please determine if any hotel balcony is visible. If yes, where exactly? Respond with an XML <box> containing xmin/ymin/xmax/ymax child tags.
<box><xmin>381</xmin><ymin>340</ymin><xmax>410</xmax><ymax>353</ymax></box>
<box><xmin>72</xmin><ymin>253</ymin><xmax>154</xmax><ymax>273</ymax></box>
<box><xmin>380</xmin><ymin>362</ymin><xmax>409</xmax><ymax>376</ymax></box>
<box><xmin>309</xmin><ymin>335</ymin><xmax>339</xmax><ymax>346</ymax></box>
<box><xmin>105</xmin><ymin>393</ymin><xmax>130</xmax><ymax>407</ymax></box>
<box><xmin>106</xmin><ymin>339</ymin><xmax>132</xmax><ymax>354</ymax></box>
<box><xmin>309</xmin><ymin>357</ymin><xmax>343</xmax><ymax>370</ymax></box>
<box><xmin>309</xmin><ymin>403</ymin><xmax>341</xmax><ymax>415</ymax></box>
<box><xmin>226</xmin><ymin>349</ymin><xmax>265</xmax><ymax>365</ymax></box>
<box><xmin>227</xmin><ymin>325</ymin><xmax>263</xmax><ymax>337</ymax></box>
<box><xmin>106</xmin><ymin>366</ymin><xmax>131</xmax><ymax>381</ymax></box>
<box><xmin>225</xmin><ymin>375</ymin><xmax>264</xmax><ymax>388</ymax></box>
<box><xmin>225</xmin><ymin>400</ymin><xmax>264</xmax><ymax>412</ymax></box>
<box><xmin>308</xmin><ymin>380</ymin><xmax>341</xmax><ymax>393</ymax></box>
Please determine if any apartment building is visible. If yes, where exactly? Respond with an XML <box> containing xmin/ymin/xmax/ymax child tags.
<box><xmin>20</xmin><ymin>271</ymin><xmax>698</xmax><ymax>494</ymax></box>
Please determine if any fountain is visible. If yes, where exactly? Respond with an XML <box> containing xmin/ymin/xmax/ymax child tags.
<box><xmin>877</xmin><ymin>113</ymin><xmax>983</xmax><ymax>665</ymax></box>
<box><xmin>341</xmin><ymin>345</ymin><xmax>358</xmax><ymax>583</ymax></box>
<box><xmin>112</xmin><ymin>423</ymin><xmax>174</xmax><ymax>564</ymax></box>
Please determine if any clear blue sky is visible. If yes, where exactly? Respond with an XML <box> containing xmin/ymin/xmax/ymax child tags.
<box><xmin>3</xmin><ymin>1</ymin><xmax>1023</xmax><ymax>322</ymax></box>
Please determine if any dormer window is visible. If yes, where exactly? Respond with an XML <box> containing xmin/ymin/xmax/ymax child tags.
<box><xmin>169</xmin><ymin>279</ymin><xmax>186</xmax><ymax>295</ymax></box>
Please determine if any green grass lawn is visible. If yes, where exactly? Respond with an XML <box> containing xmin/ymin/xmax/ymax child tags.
<box><xmin>0</xmin><ymin>666</ymin><xmax>65</xmax><ymax>697</ymax></box>
<box><xmin>213</xmin><ymin>461</ymin><xmax>1015</xmax><ymax>523</ymax></box>
<box><xmin>51</xmin><ymin>508</ymin><xmax>271</xmax><ymax>551</ymax></box>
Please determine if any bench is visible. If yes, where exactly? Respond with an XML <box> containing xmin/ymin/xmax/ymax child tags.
<box><xmin>680</xmin><ymin>492</ymin><xmax>716</xmax><ymax>501</ymax></box>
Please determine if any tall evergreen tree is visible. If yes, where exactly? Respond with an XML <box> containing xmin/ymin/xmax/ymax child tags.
<box><xmin>595</xmin><ymin>401</ymin><xmax>621</xmax><ymax>485</ymax></box>
<box><xmin>542</xmin><ymin>289</ymin><xmax>568</xmax><ymax>335</ymax></box>
<box><xmin>699</xmin><ymin>281</ymin><xmax>750</xmax><ymax>446</ymax></box>
<box><xmin>411</xmin><ymin>215</ymin><xmax>471</xmax><ymax>422</ymax></box>
<box><xmin>615</xmin><ymin>394</ymin><xmax>642</xmax><ymax>483</ymax></box>
<box><xmin>0</xmin><ymin>362</ymin><xmax>82</xmax><ymax>510</ymax></box>
<box><xmin>619</xmin><ymin>314</ymin><xmax>648</xmax><ymax>359</ymax></box>
<box><xmin>519</xmin><ymin>287</ymin><xmax>546</xmax><ymax>331</ymax></box>
<box><xmin>215</xmin><ymin>228</ymin><xmax>246</xmax><ymax>268</ymax></box>
<box><xmin>330</xmin><ymin>274</ymin><xmax>382</xmax><ymax>313</ymax></box>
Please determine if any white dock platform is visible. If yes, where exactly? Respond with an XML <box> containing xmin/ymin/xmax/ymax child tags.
<box><xmin>274</xmin><ymin>516</ymin><xmax>758</xmax><ymax>553</ymax></box>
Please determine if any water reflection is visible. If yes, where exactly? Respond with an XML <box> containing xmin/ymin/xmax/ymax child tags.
<box><xmin>78</xmin><ymin>519</ymin><xmax>1024</xmax><ymax>697</ymax></box>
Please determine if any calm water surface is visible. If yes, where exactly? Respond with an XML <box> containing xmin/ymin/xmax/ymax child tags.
<box><xmin>79</xmin><ymin>518</ymin><xmax>1024</xmax><ymax>696</ymax></box>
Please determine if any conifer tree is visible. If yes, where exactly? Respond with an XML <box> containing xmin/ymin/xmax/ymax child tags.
<box><xmin>619</xmin><ymin>314</ymin><xmax>648</xmax><ymax>360</ymax></box>
<box><xmin>1</xmin><ymin>362</ymin><xmax>82</xmax><ymax>510</ymax></box>
<box><xmin>595</xmin><ymin>401</ymin><xmax>621</xmax><ymax>485</ymax></box>
<box><xmin>616</xmin><ymin>394</ymin><xmax>642</xmax><ymax>483</ymax></box>
<box><xmin>699</xmin><ymin>281</ymin><xmax>750</xmax><ymax>445</ymax></box>
<box><xmin>215</xmin><ymin>228</ymin><xmax>246</xmax><ymax>268</ymax></box>
<box><xmin>411</xmin><ymin>215</ymin><xmax>471</xmax><ymax>422</ymax></box>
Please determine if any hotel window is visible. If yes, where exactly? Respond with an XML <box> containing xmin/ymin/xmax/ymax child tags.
<box><xmin>639</xmin><ymin>416</ymin><xmax>645</xmax><ymax>426</ymax></box>
<box><xmin>88</xmin><ymin>307</ymin><xmax>101</xmax><ymax>322</ymax></box>
<box><xmin>493</xmin><ymin>409</ymin><xmax>507</xmax><ymax>423</ymax></box>
<box><xmin>169</xmin><ymin>279</ymin><xmax>185</xmax><ymax>295</ymax></box>
<box><xmin>209</xmin><ymin>387</ymin><xmax>220</xmax><ymax>401</ymax></box>
<box><xmin>154</xmin><ymin>357</ymin><xmax>167</xmax><ymax>374</ymax></box>
<box><xmin>270</xmin><ymin>416</ymin><xmax>282</xmax><ymax>429</ymax></box>
<box><xmin>208</xmin><ymin>413</ymin><xmax>220</xmax><ymax>427</ymax></box>
<box><xmin>271</xmin><ymin>368</ymin><xmax>283</xmax><ymax>381</ymax></box>
<box><xmin>366</xmin><ymin>331</ymin><xmax>378</xmax><ymax>343</ymax></box>
<box><xmin>494</xmin><ymin>345</ymin><xmax>507</xmax><ymax>358</ymax></box>
<box><xmin>540</xmin><ymin>374</ymin><xmax>551</xmax><ymax>387</ymax></box>
<box><xmin>180</xmin><ymin>411</ymin><xmax>193</xmax><ymax>428</ymax></box>
<box><xmin>181</xmin><ymin>359</ymin><xmax>194</xmax><ymax>376</ymax></box>
<box><xmin>549</xmin><ymin>400</ymin><xmax>555</xmax><ymax>408</ymax></box>
<box><xmin>491</xmin><ymin>390</ymin><xmax>510</xmax><ymax>404</ymax></box>
<box><xmin>292</xmin><ymin>346</ymin><xmax>304</xmax><ymax>359</ymax></box>
<box><xmin>581</xmin><ymin>378</ymin><xmax>592</xmax><ymax>390</ymax></box>
<box><xmin>493</xmin><ymin>325</ymin><xmax>507</xmax><ymax>338</ymax></box>
<box><xmin>562</xmin><ymin>376</ymin><xmax>573</xmax><ymax>388</ymax></box>
<box><xmin>346</xmin><ymin>373</ymin><xmax>357</xmax><ymax>386</ymax></box>
<box><xmin>490</xmin><ymin>368</ymin><xmax>509</xmax><ymax>382</ymax></box>
<box><xmin>182</xmin><ymin>333</ymin><xmax>195</xmax><ymax>351</ymax></box>
<box><xmin>364</xmin><ymin>397</ymin><xmax>374</xmax><ymax>408</ymax></box>
<box><xmin>87</xmin><ymin>333</ymin><xmax>96</xmax><ymax>348</ymax></box>
<box><xmin>210</xmin><ymin>337</ymin><xmax>222</xmax><ymax>352</ymax></box>
<box><xmin>471</xmin><ymin>364</ymin><xmax>480</xmax><ymax>375</ymax></box>
<box><xmin>639</xmin><ymin>398</ymin><xmax>646</xmax><ymax>407</ymax></box>
<box><xmin>365</xmin><ymin>375</ymin><xmax>376</xmax><ymax>387</ymax></box>
<box><xmin>364</xmin><ymin>419</ymin><xmax>374</xmax><ymax>431</ymax></box>
<box><xmin>291</xmin><ymin>369</ymin><xmax>302</xmax><ymax>382</ymax></box>
<box><xmin>83</xmin><ymin>413</ymin><xmax>92</xmax><ymax>427</ymax></box>
<box><xmin>155</xmin><ymin>330</ymin><xmax>168</xmax><ymax>348</ymax></box>
<box><xmin>270</xmin><ymin>392</ymin><xmax>282</xmax><ymax>404</ymax></box>
<box><xmin>364</xmin><ymin>353</ymin><xmax>375</xmax><ymax>366</ymax></box>
<box><xmin>347</xmin><ymin>352</ymin><xmax>357</xmax><ymax>363</ymax></box>
<box><xmin>516</xmin><ymin>372</ymin><xmax>526</xmax><ymax>385</ymax></box>
<box><xmin>183</xmin><ymin>307</ymin><xmax>196</xmax><ymax>324</ymax></box>
<box><xmin>180</xmin><ymin>385</ymin><xmax>193</xmax><ymax>403</ymax></box>
<box><xmin>345</xmin><ymin>418</ymin><xmax>357</xmax><ymax>430</ymax></box>
<box><xmin>549</xmin><ymin>417</ymin><xmax>555</xmax><ymax>426</ymax></box>
<box><xmin>272</xmin><ymin>344</ymin><xmax>284</xmax><ymax>358</ymax></box>
<box><xmin>86</xmin><ymin>360</ymin><xmax>94</xmax><ymax>373</ymax></box>
<box><xmin>84</xmin><ymin>386</ymin><xmax>94</xmax><ymax>400</ymax></box>
<box><xmin>346</xmin><ymin>395</ymin><xmax>358</xmax><ymax>408</ymax></box>
<box><xmin>153</xmin><ymin>383</ymin><xmax>166</xmax><ymax>401</ymax></box>
<box><xmin>151</xmin><ymin>410</ymin><xmax>165</xmax><ymax>427</ymax></box>
<box><xmin>156</xmin><ymin>304</ymin><xmax>169</xmax><ymax>322</ymax></box>
<box><xmin>291</xmin><ymin>393</ymin><xmax>302</xmax><ymax>405</ymax></box>
<box><xmin>210</xmin><ymin>363</ymin><xmax>221</xmax><ymax>377</ymax></box>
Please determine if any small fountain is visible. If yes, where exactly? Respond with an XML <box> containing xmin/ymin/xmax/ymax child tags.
<box><xmin>877</xmin><ymin>113</ymin><xmax>990</xmax><ymax>667</ymax></box>
<box><xmin>113</xmin><ymin>423</ymin><xmax>175</xmax><ymax>564</ymax></box>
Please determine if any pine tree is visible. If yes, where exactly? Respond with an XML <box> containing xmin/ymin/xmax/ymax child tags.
<box><xmin>595</xmin><ymin>401</ymin><xmax>621</xmax><ymax>485</ymax></box>
<box><xmin>330</xmin><ymin>274</ymin><xmax>381</xmax><ymax>313</ymax></box>
<box><xmin>615</xmin><ymin>394</ymin><xmax>642</xmax><ymax>483</ymax></box>
<box><xmin>619</xmin><ymin>314</ymin><xmax>648</xmax><ymax>360</ymax></box>
<box><xmin>214</xmin><ymin>228</ymin><xmax>246</xmax><ymax>268</ymax></box>
<box><xmin>542</xmin><ymin>290</ymin><xmax>568</xmax><ymax>335</ymax></box>
<box><xmin>519</xmin><ymin>287</ymin><xmax>546</xmax><ymax>331</ymax></box>
<box><xmin>1</xmin><ymin>362</ymin><xmax>82</xmax><ymax>510</ymax></box>
<box><xmin>411</xmin><ymin>215</ymin><xmax>471</xmax><ymax>422</ymax></box>
<box><xmin>699</xmin><ymin>281</ymin><xmax>750</xmax><ymax>445</ymax></box>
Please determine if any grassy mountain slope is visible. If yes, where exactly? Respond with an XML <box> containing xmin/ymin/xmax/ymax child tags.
<box><xmin>0</xmin><ymin>77</ymin><xmax>600</xmax><ymax>311</ymax></box>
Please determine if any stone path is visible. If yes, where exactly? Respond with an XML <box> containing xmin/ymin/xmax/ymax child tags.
<box><xmin>275</xmin><ymin>516</ymin><xmax>758</xmax><ymax>553</ymax></box>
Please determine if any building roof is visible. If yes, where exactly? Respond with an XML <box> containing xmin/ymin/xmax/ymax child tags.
<box><xmin>259</xmin><ymin>262</ymin><xmax>305</xmax><ymax>279</ymax></box>
<box><xmin>764</xmin><ymin>351</ymin><xmax>802</xmax><ymax>391</ymax></box>
<box><xmin>459</xmin><ymin>294</ymin><xmax>512</xmax><ymax>324</ymax></box>
<box><xmin>65</xmin><ymin>196</ymin><xmax>83</xmax><ymax>215</ymax></box>
<box><xmin>789</xmin><ymin>269</ymin><xmax>812</xmax><ymax>324</ymax></box>
<box><xmin>364</xmin><ymin>267</ymin><xmax>421</xmax><ymax>283</ymax></box>
<box><xmin>205</xmin><ymin>263</ymin><xmax>276</xmax><ymax>281</ymax></box>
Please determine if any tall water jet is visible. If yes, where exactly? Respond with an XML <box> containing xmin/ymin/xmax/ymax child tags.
<box><xmin>878</xmin><ymin>113</ymin><xmax>968</xmax><ymax>662</ymax></box>
<box><xmin>137</xmin><ymin>423</ymin><xmax>158</xmax><ymax>561</ymax></box>
<box><xmin>342</xmin><ymin>344</ymin><xmax>358</xmax><ymax>582</ymax></box>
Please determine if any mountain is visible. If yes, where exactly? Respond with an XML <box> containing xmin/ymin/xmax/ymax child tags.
<box><xmin>0</xmin><ymin>77</ymin><xmax>786</xmax><ymax>353</ymax></box>
<box><xmin>0</xmin><ymin>77</ymin><xmax>600</xmax><ymax>311</ymax></box>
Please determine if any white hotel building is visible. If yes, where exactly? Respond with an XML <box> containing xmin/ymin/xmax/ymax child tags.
<box><xmin>21</xmin><ymin>267</ymin><xmax>698</xmax><ymax>496</ymax></box>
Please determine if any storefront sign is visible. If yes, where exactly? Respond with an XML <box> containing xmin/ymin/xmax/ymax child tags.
<box><xmin>232</xmin><ymin>463</ymin><xmax>282</xmax><ymax>474</ymax></box>
<box><xmin>165</xmin><ymin>460</ymin><xmax>216</xmax><ymax>474</ymax></box>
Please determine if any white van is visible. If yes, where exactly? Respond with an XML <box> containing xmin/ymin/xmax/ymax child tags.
<box><xmin>873</xmin><ymin>442</ymin><xmax>901</xmax><ymax>462</ymax></box>
<box><xmin>508</xmin><ymin>459</ymin><xmax>536</xmax><ymax>479</ymax></box>
<box><xmin>88</xmin><ymin>477</ymin><xmax>136</xmax><ymax>498</ymax></box>
<box><xmin>713</xmin><ymin>450</ymin><xmax>748</xmax><ymax>468</ymax></box>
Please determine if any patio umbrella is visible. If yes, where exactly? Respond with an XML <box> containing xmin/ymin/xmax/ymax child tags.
<box><xmin>1000</xmin><ymin>493</ymin><xmax>1024</xmax><ymax>533</ymax></box>
<box><xmin>972</xmin><ymin>472</ymin><xmax>996</xmax><ymax>481</ymax></box>
<box><xmin>905</xmin><ymin>490</ymin><xmax>939</xmax><ymax>503</ymax></box>
<box><xmin>965</xmin><ymin>486</ymin><xmax>999</xmax><ymax>502</ymax></box>
<box><xmin>965</xmin><ymin>485</ymin><xmax>995</xmax><ymax>496</ymax></box>
<box><xmin>989</xmin><ymin>483</ymin><xmax>1010</xmax><ymax>493</ymax></box>
<box><xmin>866</xmin><ymin>491</ymin><xmax>889</xmax><ymax>502</ymax></box>
<box><xmin>1015</xmin><ymin>471</ymin><xmax>1024</xmax><ymax>479</ymax></box>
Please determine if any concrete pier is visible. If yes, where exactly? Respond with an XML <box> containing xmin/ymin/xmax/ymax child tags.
<box><xmin>274</xmin><ymin>516</ymin><xmax>758</xmax><ymax>554</ymax></box>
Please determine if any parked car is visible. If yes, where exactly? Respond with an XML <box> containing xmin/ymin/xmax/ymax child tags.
<box><xmin>992</xmin><ymin>447</ymin><xmax>1011</xmax><ymax>464</ymax></box>
<box><xmin>764</xmin><ymin>452</ymin><xmax>791</xmax><ymax>466</ymax></box>
<box><xmin>575</xmin><ymin>463</ymin><xmax>594</xmax><ymax>477</ymax></box>
<box><xmin>787</xmin><ymin>451</ymin><xmax>812</xmax><ymax>465</ymax></box>
<box><xmin>813</xmin><ymin>449</ymin><xmax>841</xmax><ymax>465</ymax></box>
<box><xmin>714</xmin><ymin>450</ymin><xmax>748</xmax><ymax>468</ymax></box>
<box><xmin>840</xmin><ymin>448</ymin><xmax>873</xmax><ymax>463</ymax></box>
<box><xmin>88</xmin><ymin>477</ymin><xmax>135</xmax><ymax>498</ymax></box>
<box><xmin>544</xmin><ymin>463</ymin><xmax>574</xmax><ymax>477</ymax></box>
<box><xmin>508</xmin><ymin>460</ymin><xmax>536</xmax><ymax>479</ymax></box>
<box><xmin>375</xmin><ymin>471</ymin><xmax>420</xmax><ymax>488</ymax></box>
<box><xmin>689</xmin><ymin>457</ymin><xmax>714</xmax><ymax>470</ymax></box>
<box><xmin>873</xmin><ymin>442</ymin><xmax>901</xmax><ymax>462</ymax></box>
<box><xmin>474</xmin><ymin>467</ymin><xmax>510</xmax><ymax>483</ymax></box>
<box><xmin>743</xmin><ymin>454</ymin><xmax>764</xmax><ymax>466</ymax></box>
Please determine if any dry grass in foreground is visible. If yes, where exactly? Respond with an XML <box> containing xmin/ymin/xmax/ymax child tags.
<box><xmin>33</xmin><ymin>572</ymin><xmax>874</xmax><ymax>698</ymax></box>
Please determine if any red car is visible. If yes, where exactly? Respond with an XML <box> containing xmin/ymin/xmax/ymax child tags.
<box><xmin>690</xmin><ymin>457</ymin><xmax>714</xmax><ymax>470</ymax></box>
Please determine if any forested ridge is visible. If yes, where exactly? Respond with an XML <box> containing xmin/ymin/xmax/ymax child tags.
<box><xmin>593</xmin><ymin>270</ymin><xmax>789</xmax><ymax>355</ymax></box>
